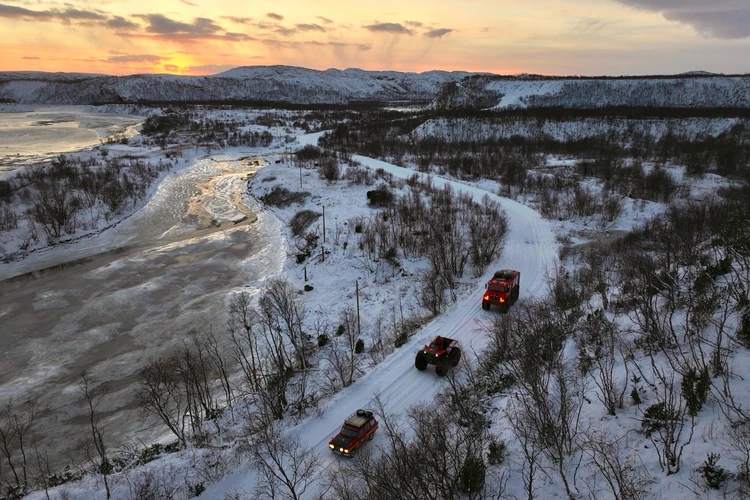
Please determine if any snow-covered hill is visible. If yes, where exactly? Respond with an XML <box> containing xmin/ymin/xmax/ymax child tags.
<box><xmin>3</xmin><ymin>66</ymin><xmax>749</xmax><ymax>108</ymax></box>
<box><xmin>0</xmin><ymin>66</ymin><xmax>474</xmax><ymax>105</ymax></box>
<box><xmin>434</xmin><ymin>74</ymin><xmax>750</xmax><ymax>110</ymax></box>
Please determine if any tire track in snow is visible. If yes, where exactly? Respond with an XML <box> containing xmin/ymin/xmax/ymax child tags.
<box><xmin>301</xmin><ymin>158</ymin><xmax>559</xmax><ymax>469</ymax></box>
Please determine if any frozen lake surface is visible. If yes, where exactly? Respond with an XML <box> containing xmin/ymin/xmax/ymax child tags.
<box><xmin>0</xmin><ymin>105</ymin><xmax>143</xmax><ymax>174</ymax></box>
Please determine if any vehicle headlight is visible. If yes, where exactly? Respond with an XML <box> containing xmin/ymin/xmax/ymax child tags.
<box><xmin>343</xmin><ymin>449</ymin><xmax>349</xmax><ymax>454</ymax></box>
<box><xmin>329</xmin><ymin>444</ymin><xmax>334</xmax><ymax>449</ymax></box>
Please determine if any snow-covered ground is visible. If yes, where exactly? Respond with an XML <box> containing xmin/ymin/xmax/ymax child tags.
<box><xmin>7</xmin><ymin>109</ymin><xmax>748</xmax><ymax>499</ymax></box>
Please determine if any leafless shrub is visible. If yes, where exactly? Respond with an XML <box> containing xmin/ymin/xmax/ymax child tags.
<box><xmin>576</xmin><ymin>309</ymin><xmax>629</xmax><ymax>415</ymax></box>
<box><xmin>722</xmin><ymin>419</ymin><xmax>750</xmax><ymax>493</ymax></box>
<box><xmin>343</xmin><ymin>165</ymin><xmax>374</xmax><ymax>185</ymax></box>
<box><xmin>289</xmin><ymin>210</ymin><xmax>321</xmax><ymax>237</ymax></box>
<box><xmin>639</xmin><ymin>370</ymin><xmax>694</xmax><ymax>475</ymax></box>
<box><xmin>250</xmin><ymin>423</ymin><xmax>321</xmax><ymax>500</ymax></box>
<box><xmin>124</xmin><ymin>465</ymin><xmax>181</xmax><ymax>500</ymax></box>
<box><xmin>260</xmin><ymin>186</ymin><xmax>310</xmax><ymax>207</ymax></box>
<box><xmin>581</xmin><ymin>428</ymin><xmax>651</xmax><ymax>499</ymax></box>
<box><xmin>0</xmin><ymin>204</ymin><xmax>17</xmax><ymax>231</ymax></box>
<box><xmin>322</xmin><ymin>307</ymin><xmax>363</xmax><ymax>391</ymax></box>
<box><xmin>466</xmin><ymin>195</ymin><xmax>508</xmax><ymax>271</ymax></box>
<box><xmin>416</xmin><ymin>267</ymin><xmax>447</xmax><ymax>317</ymax></box>
<box><xmin>318</xmin><ymin>156</ymin><xmax>340</xmax><ymax>181</ymax></box>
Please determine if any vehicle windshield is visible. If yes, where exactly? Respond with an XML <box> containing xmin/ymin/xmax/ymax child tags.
<box><xmin>488</xmin><ymin>284</ymin><xmax>508</xmax><ymax>292</ymax></box>
<box><xmin>340</xmin><ymin>426</ymin><xmax>359</xmax><ymax>438</ymax></box>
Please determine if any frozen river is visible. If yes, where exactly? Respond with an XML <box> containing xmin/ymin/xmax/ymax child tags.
<box><xmin>0</xmin><ymin>148</ymin><xmax>286</xmax><ymax>475</ymax></box>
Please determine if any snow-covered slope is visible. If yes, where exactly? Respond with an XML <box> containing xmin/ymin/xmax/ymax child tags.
<box><xmin>0</xmin><ymin>66</ymin><xmax>474</xmax><ymax>105</ymax></box>
<box><xmin>4</xmin><ymin>66</ymin><xmax>748</xmax><ymax>108</ymax></box>
<box><xmin>434</xmin><ymin>74</ymin><xmax>750</xmax><ymax>110</ymax></box>
<box><xmin>414</xmin><ymin>116</ymin><xmax>748</xmax><ymax>142</ymax></box>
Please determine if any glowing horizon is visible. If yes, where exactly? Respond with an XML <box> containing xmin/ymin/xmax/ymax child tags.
<box><xmin>1</xmin><ymin>0</ymin><xmax>749</xmax><ymax>77</ymax></box>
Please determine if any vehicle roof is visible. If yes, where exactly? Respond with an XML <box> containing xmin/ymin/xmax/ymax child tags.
<box><xmin>344</xmin><ymin>410</ymin><xmax>375</xmax><ymax>428</ymax></box>
<box><xmin>491</xmin><ymin>269</ymin><xmax>518</xmax><ymax>281</ymax></box>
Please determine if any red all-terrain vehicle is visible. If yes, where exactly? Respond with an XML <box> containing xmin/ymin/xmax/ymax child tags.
<box><xmin>328</xmin><ymin>409</ymin><xmax>378</xmax><ymax>457</ymax></box>
<box><xmin>482</xmin><ymin>269</ymin><xmax>520</xmax><ymax>312</ymax></box>
<box><xmin>415</xmin><ymin>336</ymin><xmax>462</xmax><ymax>376</ymax></box>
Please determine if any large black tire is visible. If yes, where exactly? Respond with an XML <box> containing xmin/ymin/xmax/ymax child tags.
<box><xmin>450</xmin><ymin>347</ymin><xmax>462</xmax><ymax>366</ymax></box>
<box><xmin>415</xmin><ymin>351</ymin><xmax>428</xmax><ymax>371</ymax></box>
<box><xmin>368</xmin><ymin>432</ymin><xmax>375</xmax><ymax>441</ymax></box>
<box><xmin>435</xmin><ymin>359</ymin><xmax>450</xmax><ymax>376</ymax></box>
<box><xmin>482</xmin><ymin>301</ymin><xmax>490</xmax><ymax>311</ymax></box>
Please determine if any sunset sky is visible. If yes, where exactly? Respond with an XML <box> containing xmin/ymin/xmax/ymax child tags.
<box><xmin>1</xmin><ymin>0</ymin><xmax>749</xmax><ymax>76</ymax></box>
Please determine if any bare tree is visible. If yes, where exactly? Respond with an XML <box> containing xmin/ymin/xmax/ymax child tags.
<box><xmin>202</xmin><ymin>327</ymin><xmax>234</xmax><ymax>409</ymax></box>
<box><xmin>251</xmin><ymin>423</ymin><xmax>321</xmax><ymax>500</ymax></box>
<box><xmin>227</xmin><ymin>291</ymin><xmax>262</xmax><ymax>393</ymax></box>
<box><xmin>78</xmin><ymin>372</ymin><xmax>111</xmax><ymax>499</ymax></box>
<box><xmin>323</xmin><ymin>307</ymin><xmax>363</xmax><ymax>390</ymax></box>
<box><xmin>466</xmin><ymin>195</ymin><xmax>508</xmax><ymax>271</ymax></box>
<box><xmin>577</xmin><ymin>309</ymin><xmax>629</xmax><ymax>415</ymax></box>
<box><xmin>0</xmin><ymin>399</ymin><xmax>36</xmax><ymax>495</ymax></box>
<box><xmin>259</xmin><ymin>278</ymin><xmax>309</xmax><ymax>370</ymax></box>
<box><xmin>136</xmin><ymin>356</ymin><xmax>188</xmax><ymax>446</ymax></box>
<box><xmin>581</xmin><ymin>428</ymin><xmax>650</xmax><ymax>499</ymax></box>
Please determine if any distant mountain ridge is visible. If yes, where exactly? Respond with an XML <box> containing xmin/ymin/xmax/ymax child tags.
<box><xmin>0</xmin><ymin>65</ymin><xmax>748</xmax><ymax>108</ymax></box>
<box><xmin>0</xmin><ymin>66</ymin><xmax>475</xmax><ymax>106</ymax></box>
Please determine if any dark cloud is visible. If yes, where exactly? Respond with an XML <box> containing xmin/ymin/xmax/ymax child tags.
<box><xmin>266</xmin><ymin>12</ymin><xmax>283</xmax><ymax>21</ymax></box>
<box><xmin>0</xmin><ymin>3</ymin><xmax>107</xmax><ymax>22</ymax></box>
<box><xmin>261</xmin><ymin>38</ymin><xmax>370</xmax><ymax>51</ymax></box>
<box><xmin>118</xmin><ymin>31</ymin><xmax>253</xmax><ymax>42</ymax></box>
<box><xmin>316</xmin><ymin>16</ymin><xmax>333</xmax><ymax>24</ymax></box>
<box><xmin>253</xmin><ymin>21</ymin><xmax>278</xmax><ymax>30</ymax></box>
<box><xmin>22</xmin><ymin>56</ymin><xmax>40</xmax><ymax>60</ymax></box>
<box><xmin>180</xmin><ymin>0</ymin><xmax>197</xmax><ymax>6</ymax></box>
<box><xmin>363</xmin><ymin>22</ymin><xmax>413</xmax><ymax>35</ymax></box>
<box><xmin>108</xmin><ymin>54</ymin><xmax>162</xmax><ymax>63</ymax></box>
<box><xmin>139</xmin><ymin>14</ymin><xmax>222</xmax><ymax>35</ymax></box>
<box><xmin>224</xmin><ymin>32</ymin><xmax>254</xmax><ymax>41</ymax></box>
<box><xmin>328</xmin><ymin>41</ymin><xmax>371</xmax><ymax>51</ymax></box>
<box><xmin>224</xmin><ymin>16</ymin><xmax>252</xmax><ymax>25</ymax></box>
<box><xmin>274</xmin><ymin>27</ymin><xmax>297</xmax><ymax>36</ymax></box>
<box><xmin>613</xmin><ymin>0</ymin><xmax>750</xmax><ymax>38</ymax></box>
<box><xmin>424</xmin><ymin>28</ymin><xmax>453</xmax><ymax>38</ymax></box>
<box><xmin>296</xmin><ymin>23</ymin><xmax>325</xmax><ymax>32</ymax></box>
<box><xmin>107</xmin><ymin>16</ymin><xmax>139</xmax><ymax>31</ymax></box>
<box><xmin>405</xmin><ymin>20</ymin><xmax>423</xmax><ymax>28</ymax></box>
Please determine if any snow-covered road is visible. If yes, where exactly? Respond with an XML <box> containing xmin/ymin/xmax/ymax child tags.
<box><xmin>205</xmin><ymin>153</ymin><xmax>559</xmax><ymax>497</ymax></box>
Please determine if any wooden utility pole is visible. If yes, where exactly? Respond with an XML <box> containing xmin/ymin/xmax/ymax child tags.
<box><xmin>323</xmin><ymin>205</ymin><xmax>326</xmax><ymax>243</ymax></box>
<box><xmin>356</xmin><ymin>280</ymin><xmax>361</xmax><ymax>337</ymax></box>
<box><xmin>299</xmin><ymin>165</ymin><xmax>303</xmax><ymax>188</ymax></box>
